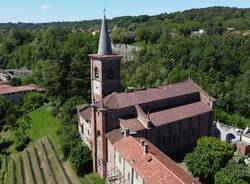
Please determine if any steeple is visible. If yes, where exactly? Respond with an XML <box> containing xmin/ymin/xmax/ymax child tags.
<box><xmin>97</xmin><ymin>12</ymin><xmax>112</xmax><ymax>55</ymax></box>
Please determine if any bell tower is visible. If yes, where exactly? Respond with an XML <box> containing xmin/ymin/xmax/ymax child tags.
<box><xmin>89</xmin><ymin>13</ymin><xmax>122</xmax><ymax>178</ymax></box>
<box><xmin>89</xmin><ymin>14</ymin><xmax>122</xmax><ymax>104</ymax></box>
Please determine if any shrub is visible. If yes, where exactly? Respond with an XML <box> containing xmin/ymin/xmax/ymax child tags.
<box><xmin>69</xmin><ymin>140</ymin><xmax>92</xmax><ymax>175</ymax></box>
<box><xmin>214</xmin><ymin>160</ymin><xmax>249</xmax><ymax>184</ymax></box>
<box><xmin>22</xmin><ymin>92</ymin><xmax>48</xmax><ymax>113</ymax></box>
<box><xmin>15</xmin><ymin>135</ymin><xmax>31</xmax><ymax>151</ymax></box>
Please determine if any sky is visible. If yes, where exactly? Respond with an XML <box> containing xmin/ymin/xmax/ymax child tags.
<box><xmin>0</xmin><ymin>0</ymin><xmax>250</xmax><ymax>23</ymax></box>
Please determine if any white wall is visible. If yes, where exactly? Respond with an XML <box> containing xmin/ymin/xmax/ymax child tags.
<box><xmin>107</xmin><ymin>141</ymin><xmax>143</xmax><ymax>184</ymax></box>
<box><xmin>78</xmin><ymin>116</ymin><xmax>92</xmax><ymax>148</ymax></box>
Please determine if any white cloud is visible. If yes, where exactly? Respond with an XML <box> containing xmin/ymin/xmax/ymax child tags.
<box><xmin>41</xmin><ymin>5</ymin><xmax>51</xmax><ymax>11</ymax></box>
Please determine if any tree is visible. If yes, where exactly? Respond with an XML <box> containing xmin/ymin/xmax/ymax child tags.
<box><xmin>22</xmin><ymin>92</ymin><xmax>48</xmax><ymax>113</ymax></box>
<box><xmin>69</xmin><ymin>140</ymin><xmax>92</xmax><ymax>175</ymax></box>
<box><xmin>0</xmin><ymin>96</ymin><xmax>8</xmax><ymax>120</ymax></box>
<box><xmin>214</xmin><ymin>161</ymin><xmax>249</xmax><ymax>184</ymax></box>
<box><xmin>57</xmin><ymin>125</ymin><xmax>80</xmax><ymax>158</ymax></box>
<box><xmin>184</xmin><ymin>137</ymin><xmax>235</xmax><ymax>184</ymax></box>
<box><xmin>13</xmin><ymin>115</ymin><xmax>32</xmax><ymax>151</ymax></box>
<box><xmin>9</xmin><ymin>77</ymin><xmax>22</xmax><ymax>86</ymax></box>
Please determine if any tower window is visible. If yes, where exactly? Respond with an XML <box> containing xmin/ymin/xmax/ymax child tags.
<box><xmin>108</xmin><ymin>68</ymin><xmax>114</xmax><ymax>79</ymax></box>
<box><xmin>94</xmin><ymin>67</ymin><xmax>99</xmax><ymax>79</ymax></box>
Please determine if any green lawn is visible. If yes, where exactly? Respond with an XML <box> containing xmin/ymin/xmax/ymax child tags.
<box><xmin>27</xmin><ymin>105</ymin><xmax>60</xmax><ymax>150</ymax></box>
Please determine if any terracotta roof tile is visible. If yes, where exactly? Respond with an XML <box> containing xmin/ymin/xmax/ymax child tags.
<box><xmin>78</xmin><ymin>105</ymin><xmax>92</xmax><ymax>121</ymax></box>
<box><xmin>99</xmin><ymin>80</ymin><xmax>199</xmax><ymax>109</ymax></box>
<box><xmin>150</xmin><ymin>101</ymin><xmax>212</xmax><ymax>127</ymax></box>
<box><xmin>0</xmin><ymin>84</ymin><xmax>43</xmax><ymax>95</ymax></box>
<box><xmin>114</xmin><ymin>136</ymin><xmax>196</xmax><ymax>184</ymax></box>
<box><xmin>106</xmin><ymin>128</ymin><xmax>123</xmax><ymax>144</ymax></box>
<box><xmin>120</xmin><ymin>118</ymin><xmax>146</xmax><ymax>132</ymax></box>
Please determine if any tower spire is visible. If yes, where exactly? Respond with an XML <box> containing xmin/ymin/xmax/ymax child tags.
<box><xmin>97</xmin><ymin>10</ymin><xmax>112</xmax><ymax>55</ymax></box>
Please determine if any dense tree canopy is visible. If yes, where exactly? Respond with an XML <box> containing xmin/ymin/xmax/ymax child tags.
<box><xmin>214</xmin><ymin>161</ymin><xmax>249</xmax><ymax>184</ymax></box>
<box><xmin>184</xmin><ymin>137</ymin><xmax>235</xmax><ymax>184</ymax></box>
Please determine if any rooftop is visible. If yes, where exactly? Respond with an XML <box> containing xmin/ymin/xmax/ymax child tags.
<box><xmin>0</xmin><ymin>84</ymin><xmax>44</xmax><ymax>95</ymax></box>
<box><xmin>120</xmin><ymin>118</ymin><xmax>146</xmax><ymax>132</ymax></box>
<box><xmin>119</xmin><ymin>101</ymin><xmax>211</xmax><ymax>131</ymax></box>
<box><xmin>106</xmin><ymin>128</ymin><xmax>124</xmax><ymax>144</ymax></box>
<box><xmin>113</xmin><ymin>136</ymin><xmax>197</xmax><ymax>184</ymax></box>
<box><xmin>99</xmin><ymin>80</ymin><xmax>201</xmax><ymax>109</ymax></box>
<box><xmin>150</xmin><ymin>101</ymin><xmax>212</xmax><ymax>127</ymax></box>
<box><xmin>78</xmin><ymin>105</ymin><xmax>92</xmax><ymax>121</ymax></box>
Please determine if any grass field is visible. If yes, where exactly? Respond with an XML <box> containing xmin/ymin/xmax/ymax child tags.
<box><xmin>27</xmin><ymin>105</ymin><xmax>61</xmax><ymax>150</ymax></box>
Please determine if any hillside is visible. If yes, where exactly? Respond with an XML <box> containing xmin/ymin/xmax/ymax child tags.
<box><xmin>6</xmin><ymin>137</ymin><xmax>80</xmax><ymax>184</ymax></box>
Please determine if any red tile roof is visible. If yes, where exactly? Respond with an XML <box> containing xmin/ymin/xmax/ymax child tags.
<box><xmin>150</xmin><ymin>101</ymin><xmax>212</xmax><ymax>127</ymax></box>
<box><xmin>114</xmin><ymin>136</ymin><xmax>197</xmax><ymax>184</ymax></box>
<box><xmin>0</xmin><ymin>84</ymin><xmax>43</xmax><ymax>95</ymax></box>
<box><xmin>120</xmin><ymin>118</ymin><xmax>146</xmax><ymax>132</ymax></box>
<box><xmin>99</xmin><ymin>80</ymin><xmax>200</xmax><ymax>109</ymax></box>
<box><xmin>78</xmin><ymin>105</ymin><xmax>92</xmax><ymax>121</ymax></box>
<box><xmin>106</xmin><ymin>128</ymin><xmax>124</xmax><ymax>144</ymax></box>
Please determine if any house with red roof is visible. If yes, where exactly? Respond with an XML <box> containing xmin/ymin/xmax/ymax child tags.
<box><xmin>0</xmin><ymin>84</ymin><xmax>44</xmax><ymax>103</ymax></box>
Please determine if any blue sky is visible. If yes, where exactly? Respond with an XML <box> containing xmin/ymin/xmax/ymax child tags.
<box><xmin>1</xmin><ymin>0</ymin><xmax>250</xmax><ymax>23</ymax></box>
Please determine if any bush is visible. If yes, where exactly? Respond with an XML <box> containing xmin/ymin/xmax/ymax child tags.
<box><xmin>9</xmin><ymin>77</ymin><xmax>22</xmax><ymax>86</ymax></box>
<box><xmin>57</xmin><ymin>124</ymin><xmax>80</xmax><ymax>159</ymax></box>
<box><xmin>15</xmin><ymin>135</ymin><xmax>31</xmax><ymax>151</ymax></box>
<box><xmin>214</xmin><ymin>160</ymin><xmax>249</xmax><ymax>184</ymax></box>
<box><xmin>69</xmin><ymin>140</ymin><xmax>92</xmax><ymax>175</ymax></box>
<box><xmin>0</xmin><ymin>138</ymin><xmax>12</xmax><ymax>155</ymax></box>
<box><xmin>22</xmin><ymin>92</ymin><xmax>48</xmax><ymax>113</ymax></box>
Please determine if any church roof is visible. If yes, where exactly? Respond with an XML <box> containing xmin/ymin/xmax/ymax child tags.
<box><xmin>98</xmin><ymin>80</ymin><xmax>200</xmax><ymax>109</ymax></box>
<box><xmin>150</xmin><ymin>101</ymin><xmax>212</xmax><ymax>127</ymax></box>
<box><xmin>120</xmin><ymin>118</ymin><xmax>146</xmax><ymax>132</ymax></box>
<box><xmin>119</xmin><ymin>101</ymin><xmax>211</xmax><ymax>131</ymax></box>
<box><xmin>113</xmin><ymin>136</ymin><xmax>197</xmax><ymax>184</ymax></box>
<box><xmin>97</xmin><ymin>15</ymin><xmax>112</xmax><ymax>55</ymax></box>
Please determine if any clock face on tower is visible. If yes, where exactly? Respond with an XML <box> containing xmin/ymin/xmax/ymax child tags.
<box><xmin>93</xmin><ymin>80</ymin><xmax>101</xmax><ymax>95</ymax></box>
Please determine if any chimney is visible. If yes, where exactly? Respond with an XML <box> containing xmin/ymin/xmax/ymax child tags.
<box><xmin>146</xmin><ymin>108</ymin><xmax>152</xmax><ymax>128</ymax></box>
<box><xmin>143</xmin><ymin>143</ymin><xmax>149</xmax><ymax>154</ymax></box>
<box><xmin>123</xmin><ymin>129</ymin><xmax>130</xmax><ymax>138</ymax></box>
<box><xmin>140</xmin><ymin>140</ymin><xmax>145</xmax><ymax>147</ymax></box>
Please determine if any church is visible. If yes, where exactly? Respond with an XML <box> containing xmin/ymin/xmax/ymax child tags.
<box><xmin>78</xmin><ymin>15</ymin><xmax>215</xmax><ymax>184</ymax></box>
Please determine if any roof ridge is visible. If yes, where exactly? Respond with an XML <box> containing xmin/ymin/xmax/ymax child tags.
<box><xmin>103</xmin><ymin>92</ymin><xmax>118</xmax><ymax>108</ymax></box>
<box><xmin>132</xmin><ymin>137</ymin><xmax>192</xmax><ymax>184</ymax></box>
<box><xmin>113</xmin><ymin>92</ymin><xmax>118</xmax><ymax>108</ymax></box>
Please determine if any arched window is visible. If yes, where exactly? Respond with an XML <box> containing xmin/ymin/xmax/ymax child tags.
<box><xmin>108</xmin><ymin>68</ymin><xmax>114</xmax><ymax>79</ymax></box>
<box><xmin>94</xmin><ymin>67</ymin><xmax>99</xmax><ymax>79</ymax></box>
